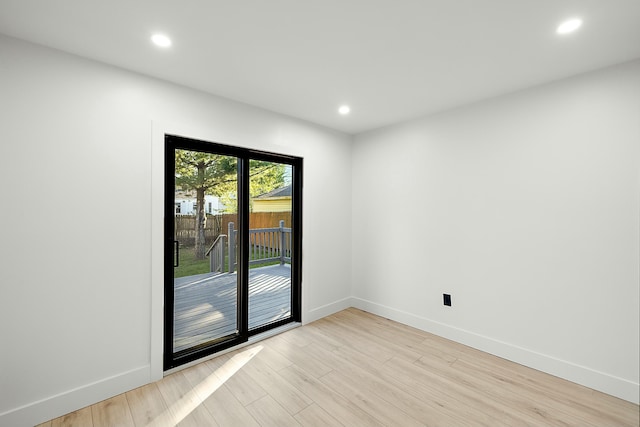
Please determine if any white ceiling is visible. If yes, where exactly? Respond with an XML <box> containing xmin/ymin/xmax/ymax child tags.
<box><xmin>1</xmin><ymin>0</ymin><xmax>639</xmax><ymax>134</ymax></box>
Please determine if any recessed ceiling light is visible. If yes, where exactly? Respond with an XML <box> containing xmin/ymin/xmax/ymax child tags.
<box><xmin>151</xmin><ymin>34</ymin><xmax>172</xmax><ymax>47</ymax></box>
<box><xmin>338</xmin><ymin>105</ymin><xmax>351</xmax><ymax>115</ymax></box>
<box><xmin>556</xmin><ymin>18</ymin><xmax>582</xmax><ymax>34</ymax></box>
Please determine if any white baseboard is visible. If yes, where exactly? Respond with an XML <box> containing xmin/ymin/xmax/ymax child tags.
<box><xmin>0</xmin><ymin>365</ymin><xmax>150</xmax><ymax>427</ymax></box>
<box><xmin>352</xmin><ymin>297</ymin><xmax>640</xmax><ymax>405</ymax></box>
<box><xmin>304</xmin><ymin>297</ymin><xmax>354</xmax><ymax>324</ymax></box>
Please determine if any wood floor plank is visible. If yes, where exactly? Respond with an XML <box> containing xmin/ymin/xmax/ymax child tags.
<box><xmin>240</xmin><ymin>351</ymin><xmax>313</xmax><ymax>415</ymax></box>
<box><xmin>125</xmin><ymin>382</ymin><xmax>168</xmax><ymax>427</ymax></box>
<box><xmin>319</xmin><ymin>369</ymin><xmax>425</xmax><ymax>427</ymax></box>
<box><xmin>245</xmin><ymin>395</ymin><xmax>301</xmax><ymax>427</ymax></box>
<box><xmin>278</xmin><ymin>364</ymin><xmax>385</xmax><ymax>427</ymax></box>
<box><xmin>253</xmin><ymin>341</ymin><xmax>295</xmax><ymax>372</ymax></box>
<box><xmin>179</xmin><ymin>359</ymin><xmax>221</xmax><ymax>395</ymax></box>
<box><xmin>91</xmin><ymin>394</ymin><xmax>134</xmax><ymax>427</ymax></box>
<box><xmin>323</xmin><ymin>313</ymin><xmax>424</xmax><ymax>362</ymax></box>
<box><xmin>299</xmin><ymin>322</ymin><xmax>344</xmax><ymax>351</ymax></box>
<box><xmin>294</xmin><ymin>403</ymin><xmax>343</xmax><ymax>427</ymax></box>
<box><xmin>215</xmin><ymin>354</ymin><xmax>268</xmax><ymax>406</ymax></box>
<box><xmin>155</xmin><ymin>371</ymin><xmax>219</xmax><ymax>427</ymax></box>
<box><xmin>309</xmin><ymin>334</ymin><xmax>503</xmax><ymax>426</ymax></box>
<box><xmin>277</xmin><ymin>324</ymin><xmax>314</xmax><ymax>347</ymax></box>
<box><xmin>305</xmin><ymin>339</ymin><xmax>484</xmax><ymax>427</ymax></box>
<box><xmin>343</xmin><ymin>307</ymin><xmax>429</xmax><ymax>343</ymax></box>
<box><xmin>265</xmin><ymin>334</ymin><xmax>333</xmax><ymax>378</ymax></box>
<box><xmin>49</xmin><ymin>406</ymin><xmax>93</xmax><ymax>427</ymax></box>
<box><xmin>313</xmin><ymin>317</ymin><xmax>395</xmax><ymax>363</ymax></box>
<box><xmin>204</xmin><ymin>384</ymin><xmax>261</xmax><ymax>427</ymax></box>
<box><xmin>335</xmin><ymin>308</ymin><xmax>427</xmax><ymax>348</ymax></box>
<box><xmin>306</xmin><ymin>319</ymin><xmax>526</xmax><ymax>425</ymax></box>
<box><xmin>412</xmin><ymin>354</ymin><xmax>576</xmax><ymax>426</ymax></box>
<box><xmin>180</xmin><ymin>360</ymin><xmax>260</xmax><ymax>427</ymax></box>
<box><xmin>313</xmin><ymin>329</ymin><xmax>528</xmax><ymax>426</ymax></box>
<box><xmin>383</xmin><ymin>355</ymin><xmax>533</xmax><ymax>426</ymax></box>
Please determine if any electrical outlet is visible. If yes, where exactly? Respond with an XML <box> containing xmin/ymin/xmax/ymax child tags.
<box><xmin>443</xmin><ymin>294</ymin><xmax>452</xmax><ymax>306</ymax></box>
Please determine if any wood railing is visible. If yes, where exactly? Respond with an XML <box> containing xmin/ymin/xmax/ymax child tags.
<box><xmin>205</xmin><ymin>220</ymin><xmax>292</xmax><ymax>274</ymax></box>
<box><xmin>205</xmin><ymin>233</ymin><xmax>227</xmax><ymax>273</ymax></box>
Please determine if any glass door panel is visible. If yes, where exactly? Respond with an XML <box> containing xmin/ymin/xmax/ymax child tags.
<box><xmin>165</xmin><ymin>135</ymin><xmax>248</xmax><ymax>370</ymax></box>
<box><xmin>172</xmin><ymin>149</ymin><xmax>239</xmax><ymax>352</ymax></box>
<box><xmin>248</xmin><ymin>161</ymin><xmax>293</xmax><ymax>331</ymax></box>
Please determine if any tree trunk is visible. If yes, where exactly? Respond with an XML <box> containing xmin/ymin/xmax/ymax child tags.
<box><xmin>194</xmin><ymin>187</ymin><xmax>207</xmax><ymax>260</ymax></box>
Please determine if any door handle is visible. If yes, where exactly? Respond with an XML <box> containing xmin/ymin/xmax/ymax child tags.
<box><xmin>174</xmin><ymin>240</ymin><xmax>179</xmax><ymax>267</ymax></box>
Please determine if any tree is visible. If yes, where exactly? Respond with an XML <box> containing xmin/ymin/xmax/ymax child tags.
<box><xmin>175</xmin><ymin>150</ymin><xmax>286</xmax><ymax>259</ymax></box>
<box><xmin>175</xmin><ymin>150</ymin><xmax>236</xmax><ymax>259</ymax></box>
<box><xmin>218</xmin><ymin>161</ymin><xmax>287</xmax><ymax>212</ymax></box>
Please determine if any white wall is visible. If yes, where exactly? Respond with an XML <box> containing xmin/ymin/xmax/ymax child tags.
<box><xmin>352</xmin><ymin>60</ymin><xmax>640</xmax><ymax>404</ymax></box>
<box><xmin>0</xmin><ymin>35</ymin><xmax>352</xmax><ymax>426</ymax></box>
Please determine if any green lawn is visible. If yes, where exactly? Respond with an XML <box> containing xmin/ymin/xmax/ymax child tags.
<box><xmin>174</xmin><ymin>246</ymin><xmax>283</xmax><ymax>278</ymax></box>
<box><xmin>174</xmin><ymin>247</ymin><xmax>211</xmax><ymax>278</ymax></box>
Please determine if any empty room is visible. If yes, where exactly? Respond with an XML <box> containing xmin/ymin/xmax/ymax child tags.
<box><xmin>0</xmin><ymin>1</ymin><xmax>638</xmax><ymax>426</ymax></box>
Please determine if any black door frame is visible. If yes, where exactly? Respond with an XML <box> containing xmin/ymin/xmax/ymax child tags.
<box><xmin>164</xmin><ymin>134</ymin><xmax>302</xmax><ymax>370</ymax></box>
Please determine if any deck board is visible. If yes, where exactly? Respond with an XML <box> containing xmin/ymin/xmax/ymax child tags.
<box><xmin>173</xmin><ymin>264</ymin><xmax>291</xmax><ymax>352</ymax></box>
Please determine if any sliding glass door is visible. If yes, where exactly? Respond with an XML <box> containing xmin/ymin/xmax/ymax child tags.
<box><xmin>164</xmin><ymin>135</ymin><xmax>302</xmax><ymax>370</ymax></box>
<box><xmin>248</xmin><ymin>160</ymin><xmax>294</xmax><ymax>333</ymax></box>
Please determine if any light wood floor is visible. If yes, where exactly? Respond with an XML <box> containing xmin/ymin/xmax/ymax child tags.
<box><xmin>37</xmin><ymin>308</ymin><xmax>639</xmax><ymax>427</ymax></box>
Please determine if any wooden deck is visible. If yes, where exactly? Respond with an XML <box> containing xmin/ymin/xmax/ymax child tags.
<box><xmin>173</xmin><ymin>264</ymin><xmax>291</xmax><ymax>352</ymax></box>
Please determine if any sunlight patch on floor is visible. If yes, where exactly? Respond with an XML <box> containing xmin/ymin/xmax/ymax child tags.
<box><xmin>147</xmin><ymin>345</ymin><xmax>263</xmax><ymax>426</ymax></box>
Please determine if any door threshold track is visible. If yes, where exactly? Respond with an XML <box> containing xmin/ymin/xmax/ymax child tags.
<box><xmin>164</xmin><ymin>322</ymin><xmax>301</xmax><ymax>376</ymax></box>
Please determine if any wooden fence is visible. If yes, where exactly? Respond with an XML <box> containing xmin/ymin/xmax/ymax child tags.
<box><xmin>174</xmin><ymin>212</ymin><xmax>292</xmax><ymax>247</ymax></box>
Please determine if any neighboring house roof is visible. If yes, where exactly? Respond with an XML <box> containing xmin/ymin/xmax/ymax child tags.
<box><xmin>255</xmin><ymin>184</ymin><xmax>291</xmax><ymax>199</ymax></box>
